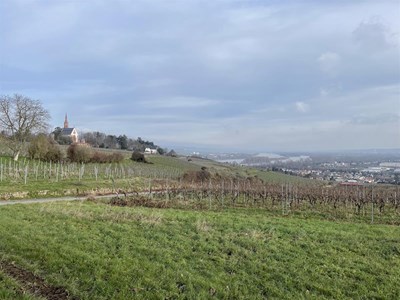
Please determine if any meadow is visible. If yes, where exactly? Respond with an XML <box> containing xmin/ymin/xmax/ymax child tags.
<box><xmin>0</xmin><ymin>200</ymin><xmax>399</xmax><ymax>299</ymax></box>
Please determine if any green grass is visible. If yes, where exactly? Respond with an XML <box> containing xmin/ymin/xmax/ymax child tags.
<box><xmin>0</xmin><ymin>201</ymin><xmax>398</xmax><ymax>299</ymax></box>
<box><xmin>146</xmin><ymin>156</ymin><xmax>201</xmax><ymax>172</ymax></box>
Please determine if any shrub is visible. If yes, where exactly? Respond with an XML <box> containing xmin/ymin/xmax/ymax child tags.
<box><xmin>109</xmin><ymin>152</ymin><xmax>124</xmax><ymax>163</ymax></box>
<box><xmin>44</xmin><ymin>144</ymin><xmax>63</xmax><ymax>162</ymax></box>
<box><xmin>67</xmin><ymin>144</ymin><xmax>93</xmax><ymax>163</ymax></box>
<box><xmin>28</xmin><ymin>134</ymin><xmax>50</xmax><ymax>160</ymax></box>
<box><xmin>90</xmin><ymin>151</ymin><xmax>108</xmax><ymax>163</ymax></box>
<box><xmin>166</xmin><ymin>150</ymin><xmax>177</xmax><ymax>157</ymax></box>
<box><xmin>67</xmin><ymin>144</ymin><xmax>125</xmax><ymax>164</ymax></box>
<box><xmin>131</xmin><ymin>151</ymin><xmax>146</xmax><ymax>163</ymax></box>
<box><xmin>157</xmin><ymin>147</ymin><xmax>165</xmax><ymax>155</ymax></box>
<box><xmin>182</xmin><ymin>169</ymin><xmax>211</xmax><ymax>182</ymax></box>
<box><xmin>28</xmin><ymin>134</ymin><xmax>63</xmax><ymax>162</ymax></box>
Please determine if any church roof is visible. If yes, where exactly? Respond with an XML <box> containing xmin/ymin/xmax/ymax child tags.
<box><xmin>61</xmin><ymin>128</ymin><xmax>76</xmax><ymax>135</ymax></box>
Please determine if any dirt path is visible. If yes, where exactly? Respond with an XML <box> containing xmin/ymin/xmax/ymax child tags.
<box><xmin>0</xmin><ymin>196</ymin><xmax>83</xmax><ymax>206</ymax></box>
<box><xmin>0</xmin><ymin>261</ymin><xmax>79</xmax><ymax>300</ymax></box>
<box><xmin>0</xmin><ymin>193</ymin><xmax>136</xmax><ymax>206</ymax></box>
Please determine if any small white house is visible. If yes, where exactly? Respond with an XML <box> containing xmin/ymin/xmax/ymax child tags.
<box><xmin>144</xmin><ymin>148</ymin><xmax>158</xmax><ymax>154</ymax></box>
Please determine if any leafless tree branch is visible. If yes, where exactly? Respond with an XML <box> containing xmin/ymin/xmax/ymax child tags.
<box><xmin>0</xmin><ymin>94</ymin><xmax>50</xmax><ymax>160</ymax></box>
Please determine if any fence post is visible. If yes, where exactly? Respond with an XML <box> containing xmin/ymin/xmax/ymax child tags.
<box><xmin>209</xmin><ymin>179</ymin><xmax>212</xmax><ymax>210</ymax></box>
<box><xmin>149</xmin><ymin>178</ymin><xmax>152</xmax><ymax>199</ymax></box>
<box><xmin>24</xmin><ymin>165</ymin><xmax>28</xmax><ymax>185</ymax></box>
<box><xmin>371</xmin><ymin>187</ymin><xmax>374</xmax><ymax>224</ymax></box>
<box><xmin>281</xmin><ymin>184</ymin><xmax>284</xmax><ymax>215</ymax></box>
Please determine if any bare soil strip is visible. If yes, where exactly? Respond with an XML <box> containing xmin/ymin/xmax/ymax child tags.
<box><xmin>0</xmin><ymin>261</ymin><xmax>79</xmax><ymax>300</ymax></box>
<box><xmin>0</xmin><ymin>192</ymin><xmax>134</xmax><ymax>206</ymax></box>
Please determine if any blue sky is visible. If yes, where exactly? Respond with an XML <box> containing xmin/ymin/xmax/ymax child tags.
<box><xmin>0</xmin><ymin>0</ymin><xmax>399</xmax><ymax>152</ymax></box>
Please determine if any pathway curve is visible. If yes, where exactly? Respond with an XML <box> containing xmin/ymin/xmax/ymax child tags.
<box><xmin>0</xmin><ymin>193</ymin><xmax>124</xmax><ymax>206</ymax></box>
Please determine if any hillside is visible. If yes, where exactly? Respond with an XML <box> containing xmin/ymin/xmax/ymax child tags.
<box><xmin>0</xmin><ymin>154</ymin><xmax>310</xmax><ymax>200</ymax></box>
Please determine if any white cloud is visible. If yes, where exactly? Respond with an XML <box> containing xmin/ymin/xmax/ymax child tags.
<box><xmin>142</xmin><ymin>96</ymin><xmax>220</xmax><ymax>109</ymax></box>
<box><xmin>320</xmin><ymin>84</ymin><xmax>342</xmax><ymax>97</ymax></box>
<box><xmin>295</xmin><ymin>101</ymin><xmax>309</xmax><ymax>113</ymax></box>
<box><xmin>140</xmin><ymin>78</ymin><xmax>179</xmax><ymax>88</ymax></box>
<box><xmin>317</xmin><ymin>52</ymin><xmax>341</xmax><ymax>76</ymax></box>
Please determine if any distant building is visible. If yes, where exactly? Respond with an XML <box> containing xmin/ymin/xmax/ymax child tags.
<box><xmin>60</xmin><ymin>114</ymin><xmax>78</xmax><ymax>143</ymax></box>
<box><xmin>380</xmin><ymin>162</ymin><xmax>400</xmax><ymax>168</ymax></box>
<box><xmin>144</xmin><ymin>148</ymin><xmax>158</xmax><ymax>154</ymax></box>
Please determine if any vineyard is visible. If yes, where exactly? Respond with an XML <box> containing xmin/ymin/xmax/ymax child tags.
<box><xmin>0</xmin><ymin>156</ymin><xmax>188</xmax><ymax>183</ymax></box>
<box><xmin>104</xmin><ymin>175</ymin><xmax>398</xmax><ymax>224</ymax></box>
<box><xmin>0</xmin><ymin>155</ymin><xmax>198</xmax><ymax>198</ymax></box>
<box><xmin>0</xmin><ymin>155</ymin><xmax>303</xmax><ymax>199</ymax></box>
<box><xmin>1</xmin><ymin>155</ymin><xmax>399</xmax><ymax>223</ymax></box>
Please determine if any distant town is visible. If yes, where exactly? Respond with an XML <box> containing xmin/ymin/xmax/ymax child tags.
<box><xmin>207</xmin><ymin>149</ymin><xmax>400</xmax><ymax>185</ymax></box>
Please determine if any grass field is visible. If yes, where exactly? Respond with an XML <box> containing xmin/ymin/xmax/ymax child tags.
<box><xmin>0</xmin><ymin>201</ymin><xmax>399</xmax><ymax>299</ymax></box>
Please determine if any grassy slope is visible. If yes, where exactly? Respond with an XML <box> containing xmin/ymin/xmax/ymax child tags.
<box><xmin>187</xmin><ymin>157</ymin><xmax>312</xmax><ymax>184</ymax></box>
<box><xmin>146</xmin><ymin>155</ymin><xmax>200</xmax><ymax>173</ymax></box>
<box><xmin>0</xmin><ymin>202</ymin><xmax>398</xmax><ymax>299</ymax></box>
<box><xmin>0</xmin><ymin>155</ymin><xmax>308</xmax><ymax>199</ymax></box>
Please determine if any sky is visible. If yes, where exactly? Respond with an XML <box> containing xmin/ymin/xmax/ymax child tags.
<box><xmin>0</xmin><ymin>0</ymin><xmax>399</xmax><ymax>153</ymax></box>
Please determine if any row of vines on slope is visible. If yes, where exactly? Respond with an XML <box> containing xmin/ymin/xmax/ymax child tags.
<box><xmin>0</xmin><ymin>157</ymin><xmax>183</xmax><ymax>183</ymax></box>
<box><xmin>117</xmin><ymin>177</ymin><xmax>399</xmax><ymax>224</ymax></box>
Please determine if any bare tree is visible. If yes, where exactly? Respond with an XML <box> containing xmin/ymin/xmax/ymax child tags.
<box><xmin>0</xmin><ymin>94</ymin><xmax>50</xmax><ymax>161</ymax></box>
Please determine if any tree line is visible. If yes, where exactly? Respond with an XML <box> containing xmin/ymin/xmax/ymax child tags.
<box><xmin>0</xmin><ymin>94</ymin><xmax>167</xmax><ymax>161</ymax></box>
<box><xmin>52</xmin><ymin>128</ymin><xmax>165</xmax><ymax>154</ymax></box>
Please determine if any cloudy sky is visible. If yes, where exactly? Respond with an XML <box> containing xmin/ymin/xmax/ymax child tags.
<box><xmin>0</xmin><ymin>0</ymin><xmax>399</xmax><ymax>152</ymax></box>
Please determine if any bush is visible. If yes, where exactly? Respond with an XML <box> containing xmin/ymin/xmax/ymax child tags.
<box><xmin>44</xmin><ymin>144</ymin><xmax>63</xmax><ymax>162</ymax></box>
<box><xmin>90</xmin><ymin>151</ymin><xmax>107</xmax><ymax>163</ymax></box>
<box><xmin>67</xmin><ymin>144</ymin><xmax>93</xmax><ymax>163</ymax></box>
<box><xmin>67</xmin><ymin>144</ymin><xmax>125</xmax><ymax>164</ymax></box>
<box><xmin>182</xmin><ymin>169</ymin><xmax>211</xmax><ymax>182</ymax></box>
<box><xmin>157</xmin><ymin>148</ymin><xmax>165</xmax><ymax>155</ymax></box>
<box><xmin>28</xmin><ymin>134</ymin><xmax>50</xmax><ymax>160</ymax></box>
<box><xmin>131</xmin><ymin>151</ymin><xmax>146</xmax><ymax>163</ymax></box>
<box><xmin>109</xmin><ymin>153</ymin><xmax>124</xmax><ymax>163</ymax></box>
<box><xmin>28</xmin><ymin>134</ymin><xmax>63</xmax><ymax>162</ymax></box>
<box><xmin>166</xmin><ymin>150</ymin><xmax>177</xmax><ymax>157</ymax></box>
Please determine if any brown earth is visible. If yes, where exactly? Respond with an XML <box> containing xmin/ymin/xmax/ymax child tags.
<box><xmin>110</xmin><ymin>196</ymin><xmax>170</xmax><ymax>208</ymax></box>
<box><xmin>108</xmin><ymin>196</ymin><xmax>210</xmax><ymax>210</ymax></box>
<box><xmin>0</xmin><ymin>261</ymin><xmax>79</xmax><ymax>300</ymax></box>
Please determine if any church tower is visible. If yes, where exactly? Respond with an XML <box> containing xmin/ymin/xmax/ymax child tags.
<box><xmin>64</xmin><ymin>114</ymin><xmax>69</xmax><ymax>128</ymax></box>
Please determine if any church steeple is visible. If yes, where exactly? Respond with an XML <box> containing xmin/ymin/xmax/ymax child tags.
<box><xmin>64</xmin><ymin>113</ymin><xmax>69</xmax><ymax>128</ymax></box>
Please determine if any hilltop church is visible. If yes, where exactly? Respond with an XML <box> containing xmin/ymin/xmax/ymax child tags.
<box><xmin>60</xmin><ymin>114</ymin><xmax>78</xmax><ymax>143</ymax></box>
